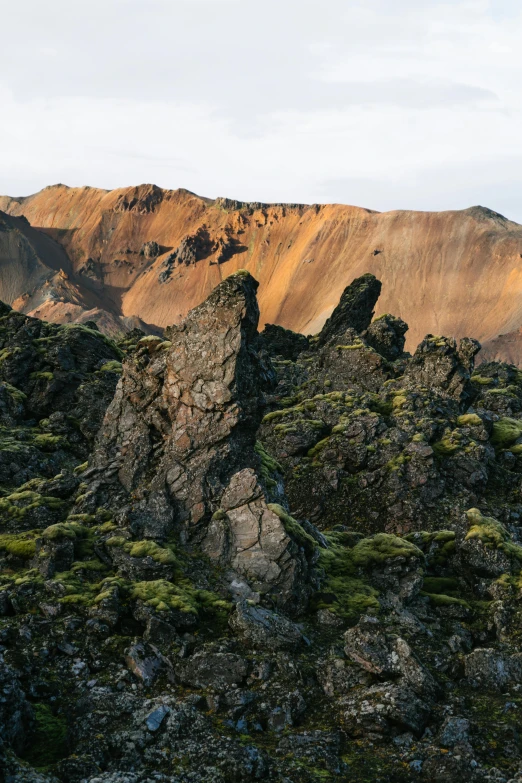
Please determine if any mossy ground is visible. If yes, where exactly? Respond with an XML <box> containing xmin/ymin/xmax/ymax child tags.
<box><xmin>22</xmin><ymin>703</ymin><xmax>67</xmax><ymax>769</ymax></box>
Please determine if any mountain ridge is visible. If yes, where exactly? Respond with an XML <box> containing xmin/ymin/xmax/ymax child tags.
<box><xmin>2</xmin><ymin>183</ymin><xmax>522</xmax><ymax>361</ymax></box>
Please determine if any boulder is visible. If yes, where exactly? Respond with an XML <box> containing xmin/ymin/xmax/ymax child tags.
<box><xmin>344</xmin><ymin>617</ymin><xmax>438</xmax><ymax>700</ymax></box>
<box><xmin>341</xmin><ymin>682</ymin><xmax>432</xmax><ymax>737</ymax></box>
<box><xmin>176</xmin><ymin>650</ymin><xmax>248</xmax><ymax>691</ymax></box>
<box><xmin>140</xmin><ymin>240</ymin><xmax>160</xmax><ymax>259</ymax></box>
<box><xmin>404</xmin><ymin>335</ymin><xmax>481</xmax><ymax>406</ymax></box>
<box><xmin>364</xmin><ymin>313</ymin><xmax>409</xmax><ymax>361</ymax></box>
<box><xmin>229</xmin><ymin>601</ymin><xmax>305</xmax><ymax>650</ymax></box>
<box><xmin>204</xmin><ymin>469</ymin><xmax>315</xmax><ymax>611</ymax></box>
<box><xmin>125</xmin><ymin>641</ymin><xmax>166</xmax><ymax>686</ymax></box>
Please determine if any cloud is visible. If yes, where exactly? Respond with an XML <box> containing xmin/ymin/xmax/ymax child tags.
<box><xmin>0</xmin><ymin>0</ymin><xmax>521</xmax><ymax>219</ymax></box>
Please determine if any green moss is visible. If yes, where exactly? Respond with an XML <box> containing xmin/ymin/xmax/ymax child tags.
<box><xmin>392</xmin><ymin>394</ymin><xmax>407</xmax><ymax>410</ymax></box>
<box><xmin>105</xmin><ymin>535</ymin><xmax>126</xmax><ymax>547</ymax></box>
<box><xmin>316</xmin><ymin>531</ymin><xmax>421</xmax><ymax>621</ymax></box>
<box><xmin>130</xmin><ymin>579</ymin><xmax>230</xmax><ymax>616</ymax></box>
<box><xmin>267</xmin><ymin>503</ymin><xmax>317</xmax><ymax>552</ymax></box>
<box><xmin>0</xmin><ymin>531</ymin><xmax>37</xmax><ymax>559</ymax></box>
<box><xmin>3</xmin><ymin>382</ymin><xmax>26</xmax><ymax>403</ymax></box>
<box><xmin>466</xmin><ymin>508</ymin><xmax>507</xmax><ymax>548</ymax></box>
<box><xmin>423</xmin><ymin>576</ymin><xmax>460</xmax><ymax>595</ymax></box>
<box><xmin>368</xmin><ymin>397</ymin><xmax>393</xmax><ymax>416</ymax></box>
<box><xmin>23</xmin><ymin>703</ymin><xmax>67</xmax><ymax>768</ymax></box>
<box><xmin>13</xmin><ymin>569</ymin><xmax>44</xmax><ymax>587</ymax></box>
<box><xmin>317</xmin><ymin>534</ymin><xmax>378</xmax><ymax>621</ymax></box>
<box><xmin>486</xmin><ymin>388</ymin><xmax>513</xmax><ymax>396</ymax></box>
<box><xmin>279</xmin><ymin>396</ymin><xmax>299</xmax><ymax>408</ymax></box>
<box><xmin>433</xmin><ymin>433</ymin><xmax>461</xmax><ymax>456</ymax></box>
<box><xmin>490</xmin><ymin>417</ymin><xmax>522</xmax><ymax>448</ymax></box>
<box><xmin>106</xmin><ymin>536</ymin><xmax>178</xmax><ymax>565</ymax></box>
<box><xmin>386</xmin><ymin>453</ymin><xmax>411</xmax><ymax>471</ymax></box>
<box><xmin>422</xmin><ymin>592</ymin><xmax>470</xmax><ymax>608</ymax></box>
<box><xmin>465</xmin><ymin>508</ymin><xmax>522</xmax><ymax>561</ymax></box>
<box><xmin>0</xmin><ymin>491</ymin><xmax>64</xmax><ymax>521</ymax></box>
<box><xmin>127</xmin><ymin>540</ymin><xmax>177</xmax><ymax>565</ymax></box>
<box><xmin>30</xmin><ymin>371</ymin><xmax>54</xmax><ymax>381</ymax></box>
<box><xmin>335</xmin><ymin>343</ymin><xmax>364</xmax><ymax>350</ymax></box>
<box><xmin>262</xmin><ymin>409</ymin><xmax>296</xmax><ymax>423</ymax></box>
<box><xmin>350</xmin><ymin>533</ymin><xmax>422</xmax><ymax>568</ymax></box>
<box><xmin>255</xmin><ymin>441</ymin><xmax>282</xmax><ymax>487</ymax></box>
<box><xmin>99</xmin><ymin>360</ymin><xmax>122</xmax><ymax>373</ymax></box>
<box><xmin>62</xmin><ymin>323</ymin><xmax>124</xmax><ymax>358</ymax></box>
<box><xmin>97</xmin><ymin>520</ymin><xmax>116</xmax><ymax>533</ymax></box>
<box><xmin>471</xmin><ymin>374</ymin><xmax>494</xmax><ymax>386</ymax></box>
<box><xmin>457</xmin><ymin>413</ymin><xmax>482</xmax><ymax>427</ymax></box>
<box><xmin>70</xmin><ymin>559</ymin><xmax>107</xmax><ymax>573</ymax></box>
<box><xmin>211</xmin><ymin>509</ymin><xmax>227</xmax><ymax>521</ymax></box>
<box><xmin>74</xmin><ymin>461</ymin><xmax>89</xmax><ymax>474</ymax></box>
<box><xmin>405</xmin><ymin>530</ymin><xmax>456</xmax><ymax>567</ymax></box>
<box><xmin>307</xmin><ymin>437</ymin><xmax>330</xmax><ymax>459</ymax></box>
<box><xmin>43</xmin><ymin>521</ymin><xmax>88</xmax><ymax>541</ymax></box>
<box><xmin>139</xmin><ymin>335</ymin><xmax>163</xmax><ymax>344</ymax></box>
<box><xmin>67</xmin><ymin>513</ymin><xmax>96</xmax><ymax>524</ymax></box>
<box><xmin>434</xmin><ymin>530</ymin><xmax>456</xmax><ymax>542</ymax></box>
<box><xmin>33</xmin><ymin>433</ymin><xmax>66</xmax><ymax>451</ymax></box>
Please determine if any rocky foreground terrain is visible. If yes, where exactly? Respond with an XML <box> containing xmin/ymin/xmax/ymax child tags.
<box><xmin>4</xmin><ymin>271</ymin><xmax>522</xmax><ymax>782</ymax></box>
<box><xmin>3</xmin><ymin>184</ymin><xmax>522</xmax><ymax>361</ymax></box>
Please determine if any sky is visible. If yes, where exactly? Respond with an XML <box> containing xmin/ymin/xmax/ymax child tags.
<box><xmin>1</xmin><ymin>0</ymin><xmax>522</xmax><ymax>220</ymax></box>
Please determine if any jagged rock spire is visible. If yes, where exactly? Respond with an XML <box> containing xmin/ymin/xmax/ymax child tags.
<box><xmin>93</xmin><ymin>271</ymin><xmax>315</xmax><ymax>611</ymax></box>
<box><xmin>317</xmin><ymin>273</ymin><xmax>382</xmax><ymax>346</ymax></box>
<box><xmin>94</xmin><ymin>271</ymin><xmax>267</xmax><ymax>530</ymax></box>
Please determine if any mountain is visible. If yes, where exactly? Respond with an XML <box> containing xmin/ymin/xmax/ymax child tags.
<box><xmin>2</xmin><ymin>184</ymin><xmax>522</xmax><ymax>360</ymax></box>
<box><xmin>3</xmin><ymin>271</ymin><xmax>522</xmax><ymax>781</ymax></box>
<box><xmin>0</xmin><ymin>205</ymin><xmax>156</xmax><ymax>337</ymax></box>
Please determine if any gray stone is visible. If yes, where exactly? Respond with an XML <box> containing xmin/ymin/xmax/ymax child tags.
<box><xmin>145</xmin><ymin>705</ymin><xmax>170</xmax><ymax>732</ymax></box>
<box><xmin>125</xmin><ymin>642</ymin><xmax>165</xmax><ymax>686</ymax></box>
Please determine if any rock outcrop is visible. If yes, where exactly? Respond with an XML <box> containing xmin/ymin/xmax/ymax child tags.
<box><xmin>91</xmin><ymin>271</ymin><xmax>317</xmax><ymax>610</ymax></box>
<box><xmin>5</xmin><ymin>272</ymin><xmax>522</xmax><ymax>781</ymax></box>
<box><xmin>317</xmin><ymin>273</ymin><xmax>382</xmax><ymax>347</ymax></box>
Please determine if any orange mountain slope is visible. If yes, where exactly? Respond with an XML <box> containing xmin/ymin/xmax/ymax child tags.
<box><xmin>2</xmin><ymin>184</ymin><xmax>522</xmax><ymax>360</ymax></box>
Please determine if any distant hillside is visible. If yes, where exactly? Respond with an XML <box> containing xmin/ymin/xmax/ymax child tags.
<box><xmin>2</xmin><ymin>184</ymin><xmax>522</xmax><ymax>360</ymax></box>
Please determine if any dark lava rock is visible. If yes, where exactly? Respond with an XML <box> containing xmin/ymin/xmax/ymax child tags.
<box><xmin>229</xmin><ymin>601</ymin><xmax>306</xmax><ymax>650</ymax></box>
<box><xmin>259</xmin><ymin>323</ymin><xmax>309</xmax><ymax>361</ymax></box>
<box><xmin>4</xmin><ymin>271</ymin><xmax>522</xmax><ymax>782</ymax></box>
<box><xmin>317</xmin><ymin>272</ymin><xmax>382</xmax><ymax>346</ymax></box>
<box><xmin>364</xmin><ymin>313</ymin><xmax>409</xmax><ymax>361</ymax></box>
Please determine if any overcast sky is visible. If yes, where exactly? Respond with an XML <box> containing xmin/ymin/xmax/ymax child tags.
<box><xmin>1</xmin><ymin>0</ymin><xmax>521</xmax><ymax>219</ymax></box>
